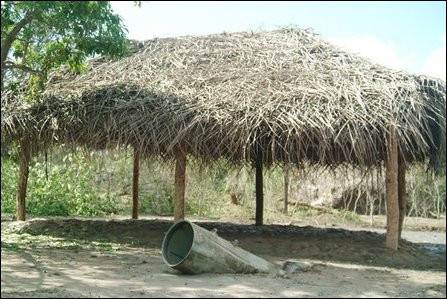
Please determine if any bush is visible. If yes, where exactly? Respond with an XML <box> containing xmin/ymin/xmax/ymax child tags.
<box><xmin>407</xmin><ymin>165</ymin><xmax>446</xmax><ymax>218</ymax></box>
<box><xmin>1</xmin><ymin>151</ymin><xmax>119</xmax><ymax>216</ymax></box>
<box><xmin>2</xmin><ymin>147</ymin><xmax>445</xmax><ymax>220</ymax></box>
<box><xmin>1</xmin><ymin>158</ymin><xmax>19</xmax><ymax>213</ymax></box>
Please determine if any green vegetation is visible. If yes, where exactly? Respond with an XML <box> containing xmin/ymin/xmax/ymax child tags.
<box><xmin>1</xmin><ymin>150</ymin><xmax>118</xmax><ymax>216</ymax></box>
<box><xmin>1</xmin><ymin>1</ymin><xmax>131</xmax><ymax>93</ymax></box>
<box><xmin>1</xmin><ymin>229</ymin><xmax>127</xmax><ymax>253</ymax></box>
<box><xmin>407</xmin><ymin>166</ymin><xmax>446</xmax><ymax>218</ymax></box>
<box><xmin>1</xmin><ymin>147</ymin><xmax>445</xmax><ymax>220</ymax></box>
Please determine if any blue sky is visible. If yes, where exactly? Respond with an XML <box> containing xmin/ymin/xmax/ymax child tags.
<box><xmin>111</xmin><ymin>1</ymin><xmax>446</xmax><ymax>80</ymax></box>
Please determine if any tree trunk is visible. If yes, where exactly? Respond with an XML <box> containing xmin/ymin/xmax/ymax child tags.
<box><xmin>255</xmin><ymin>141</ymin><xmax>264</xmax><ymax>226</ymax></box>
<box><xmin>1</xmin><ymin>11</ymin><xmax>34</xmax><ymax>88</ymax></box>
<box><xmin>132</xmin><ymin>148</ymin><xmax>140</xmax><ymax>219</ymax></box>
<box><xmin>385</xmin><ymin>128</ymin><xmax>399</xmax><ymax>250</ymax></box>
<box><xmin>398</xmin><ymin>151</ymin><xmax>406</xmax><ymax>240</ymax></box>
<box><xmin>16</xmin><ymin>138</ymin><xmax>30</xmax><ymax>221</ymax></box>
<box><xmin>174</xmin><ymin>148</ymin><xmax>187</xmax><ymax>222</ymax></box>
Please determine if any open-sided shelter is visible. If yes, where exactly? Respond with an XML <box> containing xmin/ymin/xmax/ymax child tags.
<box><xmin>2</xmin><ymin>28</ymin><xmax>445</xmax><ymax>250</ymax></box>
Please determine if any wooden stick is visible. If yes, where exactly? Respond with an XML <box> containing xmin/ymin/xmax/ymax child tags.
<box><xmin>132</xmin><ymin>148</ymin><xmax>140</xmax><ymax>219</ymax></box>
<box><xmin>284</xmin><ymin>165</ymin><xmax>290</xmax><ymax>213</ymax></box>
<box><xmin>385</xmin><ymin>127</ymin><xmax>399</xmax><ymax>250</ymax></box>
<box><xmin>174</xmin><ymin>147</ymin><xmax>187</xmax><ymax>222</ymax></box>
<box><xmin>398</xmin><ymin>151</ymin><xmax>406</xmax><ymax>240</ymax></box>
<box><xmin>255</xmin><ymin>141</ymin><xmax>264</xmax><ymax>226</ymax></box>
<box><xmin>16</xmin><ymin>137</ymin><xmax>30</xmax><ymax>221</ymax></box>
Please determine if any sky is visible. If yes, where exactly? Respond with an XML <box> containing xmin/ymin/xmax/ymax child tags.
<box><xmin>111</xmin><ymin>1</ymin><xmax>446</xmax><ymax>80</ymax></box>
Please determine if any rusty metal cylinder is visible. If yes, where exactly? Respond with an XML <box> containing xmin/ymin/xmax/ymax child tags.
<box><xmin>162</xmin><ymin>220</ymin><xmax>279</xmax><ymax>274</ymax></box>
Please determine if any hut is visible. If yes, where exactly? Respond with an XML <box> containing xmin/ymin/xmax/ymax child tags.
<box><xmin>2</xmin><ymin>28</ymin><xmax>445</xmax><ymax>250</ymax></box>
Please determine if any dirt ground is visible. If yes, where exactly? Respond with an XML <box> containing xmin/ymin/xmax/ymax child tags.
<box><xmin>1</xmin><ymin>216</ymin><xmax>446</xmax><ymax>298</ymax></box>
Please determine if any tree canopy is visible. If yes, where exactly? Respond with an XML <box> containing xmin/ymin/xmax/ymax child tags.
<box><xmin>1</xmin><ymin>1</ymin><xmax>131</xmax><ymax>98</ymax></box>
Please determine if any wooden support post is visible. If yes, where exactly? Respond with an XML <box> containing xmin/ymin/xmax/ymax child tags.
<box><xmin>16</xmin><ymin>137</ymin><xmax>30</xmax><ymax>221</ymax></box>
<box><xmin>44</xmin><ymin>150</ymin><xmax>48</xmax><ymax>181</ymax></box>
<box><xmin>385</xmin><ymin>128</ymin><xmax>399</xmax><ymax>250</ymax></box>
<box><xmin>174</xmin><ymin>148</ymin><xmax>187</xmax><ymax>222</ymax></box>
<box><xmin>284</xmin><ymin>165</ymin><xmax>290</xmax><ymax>213</ymax></box>
<box><xmin>132</xmin><ymin>148</ymin><xmax>140</xmax><ymax>219</ymax></box>
<box><xmin>255</xmin><ymin>141</ymin><xmax>264</xmax><ymax>226</ymax></box>
<box><xmin>398</xmin><ymin>151</ymin><xmax>406</xmax><ymax>240</ymax></box>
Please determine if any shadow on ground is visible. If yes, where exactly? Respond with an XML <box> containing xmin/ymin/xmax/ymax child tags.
<box><xmin>5</xmin><ymin>218</ymin><xmax>446</xmax><ymax>271</ymax></box>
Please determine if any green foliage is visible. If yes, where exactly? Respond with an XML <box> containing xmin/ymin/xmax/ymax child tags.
<box><xmin>0</xmin><ymin>157</ymin><xmax>19</xmax><ymax>213</ymax></box>
<box><xmin>1</xmin><ymin>151</ymin><xmax>119</xmax><ymax>216</ymax></box>
<box><xmin>139</xmin><ymin>175</ymin><xmax>174</xmax><ymax>215</ymax></box>
<box><xmin>340</xmin><ymin>210</ymin><xmax>361</xmax><ymax>222</ymax></box>
<box><xmin>2</xmin><ymin>148</ymin><xmax>446</xmax><ymax>221</ymax></box>
<box><xmin>407</xmin><ymin>165</ymin><xmax>446</xmax><ymax>218</ymax></box>
<box><xmin>1</xmin><ymin>1</ymin><xmax>131</xmax><ymax>95</ymax></box>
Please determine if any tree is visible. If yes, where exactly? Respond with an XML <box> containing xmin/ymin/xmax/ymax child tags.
<box><xmin>1</xmin><ymin>1</ymin><xmax>139</xmax><ymax>221</ymax></box>
<box><xmin>1</xmin><ymin>1</ymin><xmax>131</xmax><ymax>97</ymax></box>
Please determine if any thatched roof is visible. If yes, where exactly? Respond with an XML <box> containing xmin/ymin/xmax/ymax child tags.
<box><xmin>1</xmin><ymin>28</ymin><xmax>446</xmax><ymax>169</ymax></box>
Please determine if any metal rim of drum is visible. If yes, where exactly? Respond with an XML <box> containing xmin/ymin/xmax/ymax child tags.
<box><xmin>162</xmin><ymin>220</ymin><xmax>194</xmax><ymax>267</ymax></box>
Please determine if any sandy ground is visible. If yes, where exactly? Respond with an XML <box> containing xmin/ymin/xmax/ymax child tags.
<box><xmin>1</xmin><ymin>216</ymin><xmax>445</xmax><ymax>298</ymax></box>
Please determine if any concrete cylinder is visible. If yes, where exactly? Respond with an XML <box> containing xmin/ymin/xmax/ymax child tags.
<box><xmin>162</xmin><ymin>220</ymin><xmax>279</xmax><ymax>274</ymax></box>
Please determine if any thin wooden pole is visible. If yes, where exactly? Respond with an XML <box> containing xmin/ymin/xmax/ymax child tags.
<box><xmin>132</xmin><ymin>148</ymin><xmax>140</xmax><ymax>219</ymax></box>
<box><xmin>284</xmin><ymin>165</ymin><xmax>290</xmax><ymax>213</ymax></box>
<box><xmin>44</xmin><ymin>149</ymin><xmax>48</xmax><ymax>181</ymax></box>
<box><xmin>398</xmin><ymin>151</ymin><xmax>406</xmax><ymax>240</ymax></box>
<box><xmin>16</xmin><ymin>137</ymin><xmax>30</xmax><ymax>221</ymax></box>
<box><xmin>385</xmin><ymin>128</ymin><xmax>399</xmax><ymax>250</ymax></box>
<box><xmin>174</xmin><ymin>148</ymin><xmax>187</xmax><ymax>222</ymax></box>
<box><xmin>255</xmin><ymin>141</ymin><xmax>264</xmax><ymax>226</ymax></box>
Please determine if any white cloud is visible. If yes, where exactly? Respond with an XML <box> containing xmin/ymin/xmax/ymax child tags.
<box><xmin>328</xmin><ymin>36</ymin><xmax>415</xmax><ymax>72</ymax></box>
<box><xmin>420</xmin><ymin>36</ymin><xmax>446</xmax><ymax>81</ymax></box>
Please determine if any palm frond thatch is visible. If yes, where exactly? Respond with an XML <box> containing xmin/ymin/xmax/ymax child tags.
<box><xmin>1</xmin><ymin>28</ymin><xmax>446</xmax><ymax>170</ymax></box>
